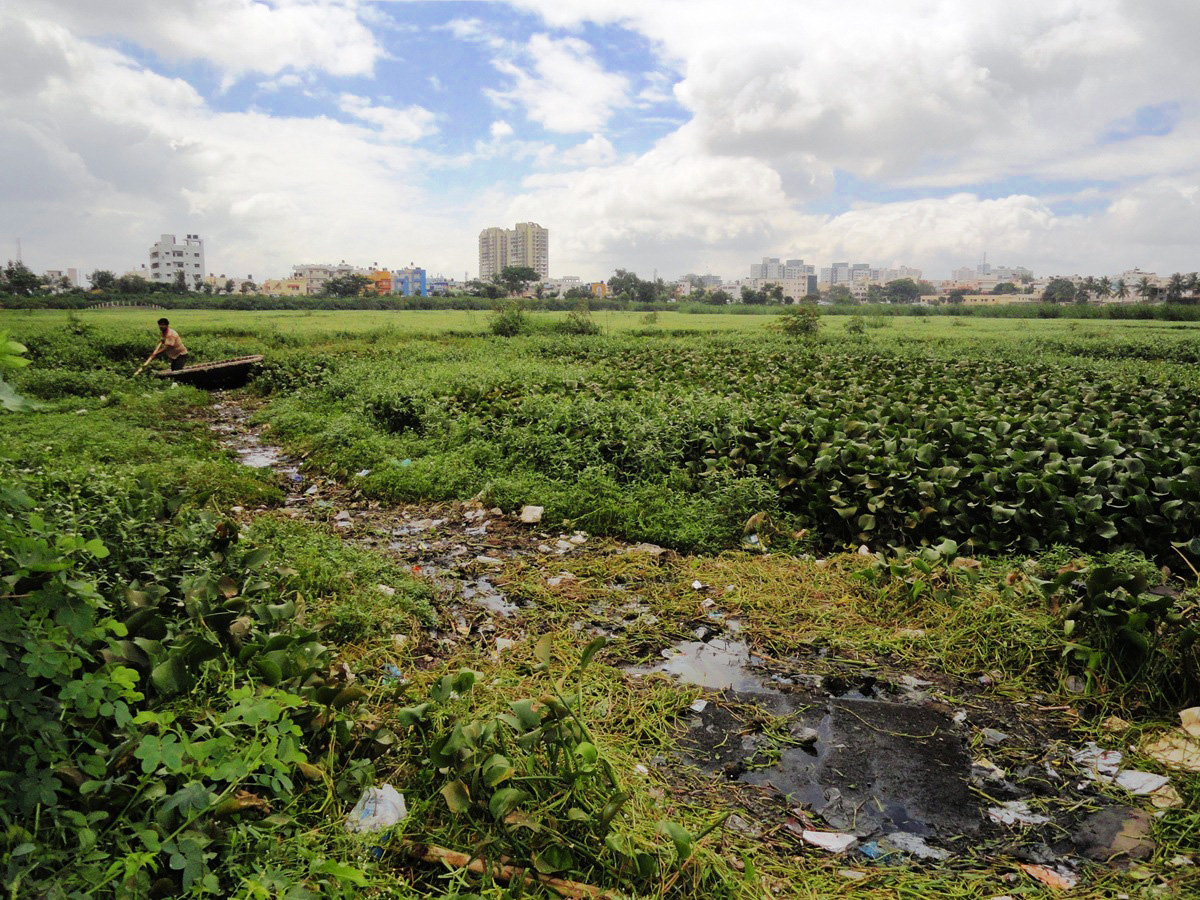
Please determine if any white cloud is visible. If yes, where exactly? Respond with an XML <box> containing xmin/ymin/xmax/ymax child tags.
<box><xmin>486</xmin><ymin>34</ymin><xmax>629</xmax><ymax>133</ymax></box>
<box><xmin>490</xmin><ymin>120</ymin><xmax>514</xmax><ymax>139</ymax></box>
<box><xmin>559</xmin><ymin>134</ymin><xmax>617</xmax><ymax>167</ymax></box>
<box><xmin>338</xmin><ymin>94</ymin><xmax>437</xmax><ymax>142</ymax></box>
<box><xmin>0</xmin><ymin>10</ymin><xmax>468</xmax><ymax>279</ymax></box>
<box><xmin>9</xmin><ymin>0</ymin><xmax>384</xmax><ymax>79</ymax></box>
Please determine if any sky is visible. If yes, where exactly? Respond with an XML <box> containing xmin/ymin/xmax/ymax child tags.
<box><xmin>2</xmin><ymin>0</ymin><xmax>1199</xmax><ymax>284</ymax></box>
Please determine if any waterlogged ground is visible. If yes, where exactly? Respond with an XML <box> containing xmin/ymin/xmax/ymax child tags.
<box><xmin>203</xmin><ymin>393</ymin><xmax>1200</xmax><ymax>897</ymax></box>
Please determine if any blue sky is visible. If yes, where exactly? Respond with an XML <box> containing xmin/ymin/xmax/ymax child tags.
<box><xmin>2</xmin><ymin>0</ymin><xmax>1199</xmax><ymax>282</ymax></box>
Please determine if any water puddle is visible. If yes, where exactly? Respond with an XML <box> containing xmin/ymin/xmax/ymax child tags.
<box><xmin>641</xmin><ymin>633</ymin><xmax>981</xmax><ymax>841</ymax></box>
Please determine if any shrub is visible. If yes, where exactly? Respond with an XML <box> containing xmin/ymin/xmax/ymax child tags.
<box><xmin>489</xmin><ymin>301</ymin><xmax>528</xmax><ymax>337</ymax></box>
<box><xmin>775</xmin><ymin>305</ymin><xmax>820</xmax><ymax>337</ymax></box>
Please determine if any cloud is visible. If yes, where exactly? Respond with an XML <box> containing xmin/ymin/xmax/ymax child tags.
<box><xmin>0</xmin><ymin>9</ymin><xmax>469</xmax><ymax>279</ymax></box>
<box><xmin>8</xmin><ymin>0</ymin><xmax>384</xmax><ymax>79</ymax></box>
<box><xmin>486</xmin><ymin>34</ymin><xmax>629</xmax><ymax>133</ymax></box>
<box><xmin>338</xmin><ymin>94</ymin><xmax>437</xmax><ymax>143</ymax></box>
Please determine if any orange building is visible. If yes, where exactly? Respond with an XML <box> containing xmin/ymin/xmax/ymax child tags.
<box><xmin>366</xmin><ymin>269</ymin><xmax>392</xmax><ymax>295</ymax></box>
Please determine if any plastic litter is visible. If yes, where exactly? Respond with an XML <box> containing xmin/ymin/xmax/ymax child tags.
<box><xmin>884</xmin><ymin>832</ymin><xmax>950</xmax><ymax>861</ymax></box>
<box><xmin>1180</xmin><ymin>706</ymin><xmax>1200</xmax><ymax>738</ymax></box>
<box><xmin>988</xmin><ymin>800</ymin><xmax>1051</xmax><ymax>826</ymax></box>
<box><xmin>1141</xmin><ymin>731</ymin><xmax>1200</xmax><ymax>772</ymax></box>
<box><xmin>519</xmin><ymin>505</ymin><xmax>544</xmax><ymax>524</ymax></box>
<box><xmin>345</xmin><ymin>785</ymin><xmax>407</xmax><ymax>833</ymax></box>
<box><xmin>356</xmin><ymin>469</ymin><xmax>371</xmax><ymax>477</ymax></box>
<box><xmin>801</xmin><ymin>830</ymin><xmax>857</xmax><ymax>853</ymax></box>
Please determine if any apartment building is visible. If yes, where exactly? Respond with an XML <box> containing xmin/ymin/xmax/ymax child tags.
<box><xmin>478</xmin><ymin>222</ymin><xmax>549</xmax><ymax>280</ymax></box>
<box><xmin>149</xmin><ymin>233</ymin><xmax>205</xmax><ymax>289</ymax></box>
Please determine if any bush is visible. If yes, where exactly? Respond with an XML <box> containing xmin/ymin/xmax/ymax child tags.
<box><xmin>775</xmin><ymin>305</ymin><xmax>821</xmax><ymax>337</ymax></box>
<box><xmin>489</xmin><ymin>301</ymin><xmax>528</xmax><ymax>337</ymax></box>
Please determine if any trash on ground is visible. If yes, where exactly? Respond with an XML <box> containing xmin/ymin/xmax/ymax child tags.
<box><xmin>1149</xmin><ymin>783</ymin><xmax>1183</xmax><ymax>808</ymax></box>
<box><xmin>1141</xmin><ymin>731</ymin><xmax>1200</xmax><ymax>772</ymax></box>
<box><xmin>1072</xmin><ymin>807</ymin><xmax>1155</xmax><ymax>862</ymax></box>
<box><xmin>1180</xmin><ymin>706</ymin><xmax>1200</xmax><ymax>738</ymax></box>
<box><xmin>356</xmin><ymin>469</ymin><xmax>371</xmax><ymax>477</ymax></box>
<box><xmin>519</xmin><ymin>505</ymin><xmax>544</xmax><ymax>524</ymax></box>
<box><xmin>690</xmin><ymin>699</ymin><xmax>708</xmax><ymax>713</ymax></box>
<box><xmin>988</xmin><ymin>800</ymin><xmax>1051</xmax><ymax>826</ymax></box>
<box><xmin>1112</xmin><ymin>770</ymin><xmax>1170</xmax><ymax>795</ymax></box>
<box><xmin>1072</xmin><ymin>742</ymin><xmax>1122</xmax><ymax>778</ymax></box>
<box><xmin>884</xmin><ymin>832</ymin><xmax>950</xmax><ymax>861</ymax></box>
<box><xmin>345</xmin><ymin>784</ymin><xmax>407</xmax><ymax>833</ymax></box>
<box><xmin>377</xmin><ymin>584</ymin><xmax>396</xmax><ymax>597</ymax></box>
<box><xmin>1018</xmin><ymin>863</ymin><xmax>1078</xmax><ymax>890</ymax></box>
<box><xmin>1102</xmin><ymin>715</ymin><xmax>1132</xmax><ymax>733</ymax></box>
<box><xmin>800</xmin><ymin>830</ymin><xmax>857</xmax><ymax>853</ymax></box>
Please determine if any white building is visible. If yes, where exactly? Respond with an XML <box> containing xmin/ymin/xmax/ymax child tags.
<box><xmin>149</xmin><ymin>233</ymin><xmax>205</xmax><ymax>289</ymax></box>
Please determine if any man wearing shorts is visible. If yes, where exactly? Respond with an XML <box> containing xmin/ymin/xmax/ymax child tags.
<box><xmin>149</xmin><ymin>317</ymin><xmax>189</xmax><ymax>371</ymax></box>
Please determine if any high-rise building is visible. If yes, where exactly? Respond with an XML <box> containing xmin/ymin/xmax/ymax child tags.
<box><xmin>478</xmin><ymin>222</ymin><xmax>549</xmax><ymax>280</ymax></box>
<box><xmin>149</xmin><ymin>233</ymin><xmax>204</xmax><ymax>289</ymax></box>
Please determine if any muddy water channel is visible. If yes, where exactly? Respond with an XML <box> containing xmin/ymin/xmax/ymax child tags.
<box><xmin>209</xmin><ymin>396</ymin><xmax>1166</xmax><ymax>880</ymax></box>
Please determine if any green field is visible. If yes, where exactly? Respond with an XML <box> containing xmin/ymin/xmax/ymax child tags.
<box><xmin>2</xmin><ymin>309</ymin><xmax>1198</xmax><ymax>898</ymax></box>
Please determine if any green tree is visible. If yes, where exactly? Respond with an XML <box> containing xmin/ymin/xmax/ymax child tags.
<box><xmin>992</xmin><ymin>282</ymin><xmax>1019</xmax><ymax>294</ymax></box>
<box><xmin>916</xmin><ymin>280</ymin><xmax>938</xmax><ymax>297</ymax></box>
<box><xmin>740</xmin><ymin>285</ymin><xmax>767</xmax><ymax>305</ymax></box>
<box><xmin>1115</xmin><ymin>278</ymin><xmax>1129</xmax><ymax>301</ymax></box>
<box><xmin>607</xmin><ymin>269</ymin><xmax>640</xmax><ymax>299</ymax></box>
<box><xmin>1095</xmin><ymin>276</ymin><xmax>1112</xmax><ymax>300</ymax></box>
<box><xmin>1136</xmin><ymin>276</ymin><xmax>1155</xmax><ymax>303</ymax></box>
<box><xmin>116</xmin><ymin>273</ymin><xmax>153</xmax><ymax>295</ymax></box>
<box><xmin>885</xmin><ymin>278</ymin><xmax>921</xmax><ymax>303</ymax></box>
<box><xmin>224</xmin><ymin>278</ymin><xmax>236</xmax><ymax>294</ymax></box>
<box><xmin>708</xmin><ymin>288</ymin><xmax>731</xmax><ymax>305</ymax></box>
<box><xmin>865</xmin><ymin>284</ymin><xmax>887</xmax><ymax>304</ymax></box>
<box><xmin>494</xmin><ymin>266</ymin><xmax>539</xmax><ymax>296</ymax></box>
<box><xmin>172</xmin><ymin>270</ymin><xmax>189</xmax><ymax>294</ymax></box>
<box><xmin>768</xmin><ymin>283</ymin><xmax>784</xmax><ymax>303</ymax></box>
<box><xmin>88</xmin><ymin>269</ymin><xmax>116</xmax><ymax>291</ymax></box>
<box><xmin>1041</xmin><ymin>278</ymin><xmax>1077</xmax><ymax>304</ymax></box>
<box><xmin>563</xmin><ymin>285</ymin><xmax>592</xmax><ymax>301</ymax></box>
<box><xmin>323</xmin><ymin>274</ymin><xmax>371</xmax><ymax>297</ymax></box>
<box><xmin>947</xmin><ymin>289</ymin><xmax>968</xmax><ymax>304</ymax></box>
<box><xmin>826</xmin><ymin>285</ymin><xmax>853</xmax><ymax>303</ymax></box>
<box><xmin>1</xmin><ymin>260</ymin><xmax>42</xmax><ymax>296</ymax></box>
<box><xmin>240</xmin><ymin>280</ymin><xmax>257</xmax><ymax>295</ymax></box>
<box><xmin>1166</xmin><ymin>272</ymin><xmax>1185</xmax><ymax>302</ymax></box>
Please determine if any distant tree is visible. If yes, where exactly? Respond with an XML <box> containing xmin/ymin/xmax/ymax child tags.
<box><xmin>865</xmin><ymin>284</ymin><xmax>887</xmax><ymax>304</ymax></box>
<box><xmin>768</xmin><ymin>283</ymin><xmax>784</xmax><ymax>304</ymax></box>
<box><xmin>533</xmin><ymin>282</ymin><xmax>545</xmax><ymax>300</ymax></box>
<box><xmin>116</xmin><ymin>274</ymin><xmax>153</xmax><ymax>295</ymax></box>
<box><xmin>563</xmin><ymin>285</ymin><xmax>592</xmax><ymax>301</ymax></box>
<box><xmin>88</xmin><ymin>269</ymin><xmax>116</xmax><ymax>291</ymax></box>
<box><xmin>1136</xmin><ymin>276</ymin><xmax>1155</xmax><ymax>303</ymax></box>
<box><xmin>885</xmin><ymin>278</ymin><xmax>921</xmax><ymax>304</ymax></box>
<box><xmin>1</xmin><ymin>260</ymin><xmax>42</xmax><ymax>296</ymax></box>
<box><xmin>947</xmin><ymin>289</ymin><xmax>968</xmax><ymax>304</ymax></box>
<box><xmin>172</xmin><ymin>270</ymin><xmax>189</xmax><ymax>294</ymax></box>
<box><xmin>323</xmin><ymin>274</ymin><xmax>371</xmax><ymax>297</ymax></box>
<box><xmin>1114</xmin><ymin>278</ymin><xmax>1129</xmax><ymax>301</ymax></box>
<box><xmin>1075</xmin><ymin>283</ymin><xmax>1091</xmax><ymax>304</ymax></box>
<box><xmin>1041</xmin><ymin>277</ymin><xmax>1077</xmax><ymax>304</ymax></box>
<box><xmin>607</xmin><ymin>269</ymin><xmax>640</xmax><ymax>300</ymax></box>
<box><xmin>740</xmin><ymin>285</ymin><xmax>767</xmax><ymax>305</ymax></box>
<box><xmin>494</xmin><ymin>265</ymin><xmax>539</xmax><ymax>296</ymax></box>
<box><xmin>826</xmin><ymin>285</ymin><xmax>853</xmax><ymax>303</ymax></box>
<box><xmin>992</xmin><ymin>282</ymin><xmax>1019</xmax><ymax>294</ymax></box>
<box><xmin>916</xmin><ymin>280</ymin><xmax>938</xmax><ymax>296</ymax></box>
<box><xmin>1095</xmin><ymin>276</ymin><xmax>1112</xmax><ymax>300</ymax></box>
<box><xmin>240</xmin><ymin>280</ymin><xmax>257</xmax><ymax>295</ymax></box>
<box><xmin>468</xmin><ymin>279</ymin><xmax>505</xmax><ymax>300</ymax></box>
<box><xmin>200</xmin><ymin>281</ymin><xmax>213</xmax><ymax>295</ymax></box>
<box><xmin>1166</xmin><ymin>272</ymin><xmax>1185</xmax><ymax>302</ymax></box>
<box><xmin>224</xmin><ymin>278</ymin><xmax>236</xmax><ymax>294</ymax></box>
<box><xmin>708</xmin><ymin>288</ymin><xmax>731</xmax><ymax>305</ymax></box>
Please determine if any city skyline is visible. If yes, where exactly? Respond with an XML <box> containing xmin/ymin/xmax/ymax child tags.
<box><xmin>2</xmin><ymin>2</ymin><xmax>1199</xmax><ymax>284</ymax></box>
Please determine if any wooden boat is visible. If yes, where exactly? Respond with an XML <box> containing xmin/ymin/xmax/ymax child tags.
<box><xmin>154</xmin><ymin>355</ymin><xmax>264</xmax><ymax>389</ymax></box>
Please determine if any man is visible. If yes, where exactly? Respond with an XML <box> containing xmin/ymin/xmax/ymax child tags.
<box><xmin>148</xmin><ymin>317</ymin><xmax>189</xmax><ymax>370</ymax></box>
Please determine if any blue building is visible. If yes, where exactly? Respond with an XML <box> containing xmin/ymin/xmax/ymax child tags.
<box><xmin>394</xmin><ymin>266</ymin><xmax>427</xmax><ymax>297</ymax></box>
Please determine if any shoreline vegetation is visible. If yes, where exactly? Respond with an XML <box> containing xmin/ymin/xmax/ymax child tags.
<box><xmin>4</xmin><ymin>289</ymin><xmax>1200</xmax><ymax>319</ymax></box>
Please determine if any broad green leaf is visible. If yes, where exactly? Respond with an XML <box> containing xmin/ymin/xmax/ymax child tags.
<box><xmin>441</xmin><ymin>780</ymin><xmax>471</xmax><ymax>814</ymax></box>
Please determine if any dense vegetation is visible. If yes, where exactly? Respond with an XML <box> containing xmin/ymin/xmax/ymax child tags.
<box><xmin>3</xmin><ymin>310</ymin><xmax>1199</xmax><ymax>898</ymax></box>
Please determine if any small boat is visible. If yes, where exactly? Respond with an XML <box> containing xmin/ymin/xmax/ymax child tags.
<box><xmin>154</xmin><ymin>355</ymin><xmax>264</xmax><ymax>389</ymax></box>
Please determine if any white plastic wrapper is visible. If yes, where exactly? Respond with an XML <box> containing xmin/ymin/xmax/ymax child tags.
<box><xmin>345</xmin><ymin>784</ymin><xmax>408</xmax><ymax>833</ymax></box>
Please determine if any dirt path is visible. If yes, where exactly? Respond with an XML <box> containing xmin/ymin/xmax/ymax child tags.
<box><xmin>205</xmin><ymin>394</ymin><xmax>1179</xmax><ymax>887</ymax></box>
